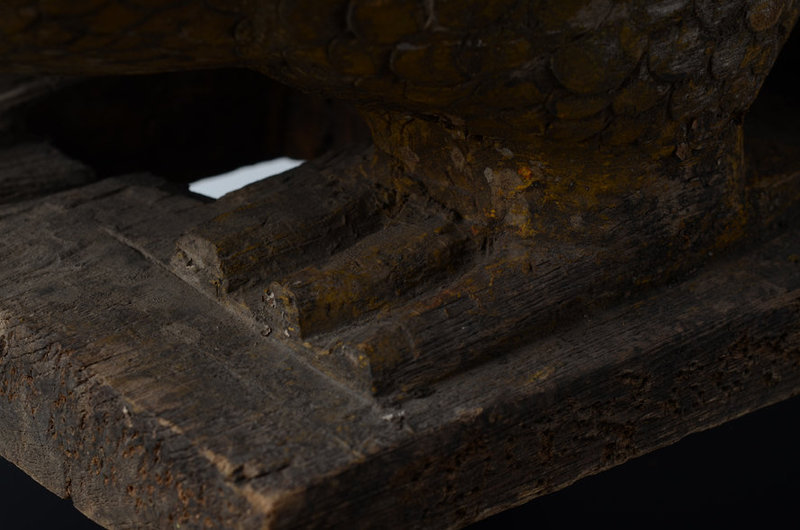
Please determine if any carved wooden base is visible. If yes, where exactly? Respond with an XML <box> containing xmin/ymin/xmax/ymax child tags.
<box><xmin>1</xmin><ymin>1</ymin><xmax>799</xmax><ymax>527</ymax></box>
<box><xmin>0</xmin><ymin>167</ymin><xmax>798</xmax><ymax>528</ymax></box>
<box><xmin>0</xmin><ymin>64</ymin><xmax>798</xmax><ymax>525</ymax></box>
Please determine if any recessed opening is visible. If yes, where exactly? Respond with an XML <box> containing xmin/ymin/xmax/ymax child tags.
<box><xmin>15</xmin><ymin>69</ymin><xmax>370</xmax><ymax>186</ymax></box>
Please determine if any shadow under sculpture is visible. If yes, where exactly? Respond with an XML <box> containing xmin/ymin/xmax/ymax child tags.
<box><xmin>2</xmin><ymin>0</ymin><xmax>799</xmax><ymax>398</ymax></box>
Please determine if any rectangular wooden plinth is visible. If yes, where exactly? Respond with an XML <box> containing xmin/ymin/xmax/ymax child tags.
<box><xmin>0</xmin><ymin>175</ymin><xmax>799</xmax><ymax>529</ymax></box>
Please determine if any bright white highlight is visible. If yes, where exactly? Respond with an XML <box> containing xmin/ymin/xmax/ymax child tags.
<box><xmin>189</xmin><ymin>157</ymin><xmax>304</xmax><ymax>199</ymax></box>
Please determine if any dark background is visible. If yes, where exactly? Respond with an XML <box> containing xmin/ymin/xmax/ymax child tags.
<box><xmin>1</xmin><ymin>393</ymin><xmax>798</xmax><ymax>529</ymax></box>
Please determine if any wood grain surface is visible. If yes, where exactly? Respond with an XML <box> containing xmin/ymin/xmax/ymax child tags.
<box><xmin>0</xmin><ymin>172</ymin><xmax>798</xmax><ymax>528</ymax></box>
<box><xmin>0</xmin><ymin>2</ymin><xmax>798</xmax><ymax>527</ymax></box>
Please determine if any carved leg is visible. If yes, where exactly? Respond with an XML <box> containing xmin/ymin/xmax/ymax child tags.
<box><xmin>170</xmin><ymin>99</ymin><xmax>800</xmax><ymax>398</ymax></box>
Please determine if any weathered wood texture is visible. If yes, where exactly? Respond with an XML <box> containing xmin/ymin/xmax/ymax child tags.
<box><xmin>0</xmin><ymin>174</ymin><xmax>798</xmax><ymax>528</ymax></box>
<box><xmin>169</xmin><ymin>103</ymin><xmax>800</xmax><ymax>398</ymax></box>
<box><xmin>1</xmin><ymin>1</ymin><xmax>796</xmax><ymax>225</ymax></box>
<box><xmin>0</xmin><ymin>77</ymin><xmax>99</xmax><ymax>203</ymax></box>
<box><xmin>1</xmin><ymin>3</ymin><xmax>798</xmax><ymax>405</ymax></box>
<box><xmin>0</xmin><ymin>142</ymin><xmax>94</xmax><ymax>204</ymax></box>
<box><xmin>0</xmin><ymin>2</ymin><xmax>798</xmax><ymax>527</ymax></box>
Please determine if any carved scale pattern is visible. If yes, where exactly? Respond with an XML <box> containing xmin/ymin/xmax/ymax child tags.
<box><xmin>0</xmin><ymin>0</ymin><xmax>796</xmax><ymax>151</ymax></box>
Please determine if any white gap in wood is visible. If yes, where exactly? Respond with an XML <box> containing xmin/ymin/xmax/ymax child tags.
<box><xmin>189</xmin><ymin>157</ymin><xmax>304</xmax><ymax>199</ymax></box>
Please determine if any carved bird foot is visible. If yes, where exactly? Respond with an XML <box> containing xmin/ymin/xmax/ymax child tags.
<box><xmin>172</xmin><ymin>103</ymin><xmax>800</xmax><ymax>399</ymax></box>
<box><xmin>4</xmin><ymin>0</ymin><xmax>800</xmax><ymax>399</ymax></box>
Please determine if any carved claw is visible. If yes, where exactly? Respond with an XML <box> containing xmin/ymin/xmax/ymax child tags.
<box><xmin>265</xmin><ymin>209</ymin><xmax>472</xmax><ymax>338</ymax></box>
